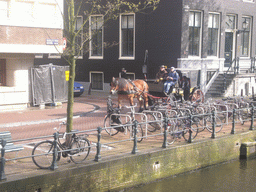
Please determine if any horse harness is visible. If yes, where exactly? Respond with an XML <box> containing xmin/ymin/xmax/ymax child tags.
<box><xmin>115</xmin><ymin>78</ymin><xmax>141</xmax><ymax>95</ymax></box>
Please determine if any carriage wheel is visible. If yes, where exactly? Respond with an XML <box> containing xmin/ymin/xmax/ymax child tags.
<box><xmin>191</xmin><ymin>89</ymin><xmax>204</xmax><ymax>103</ymax></box>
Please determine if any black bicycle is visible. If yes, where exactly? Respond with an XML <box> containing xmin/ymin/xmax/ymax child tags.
<box><xmin>32</xmin><ymin>122</ymin><xmax>91</xmax><ymax>169</ymax></box>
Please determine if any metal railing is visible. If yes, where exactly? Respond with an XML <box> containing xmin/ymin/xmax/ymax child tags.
<box><xmin>0</xmin><ymin>105</ymin><xmax>255</xmax><ymax>181</ymax></box>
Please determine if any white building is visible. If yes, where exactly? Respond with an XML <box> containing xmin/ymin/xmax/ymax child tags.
<box><xmin>0</xmin><ymin>0</ymin><xmax>64</xmax><ymax>110</ymax></box>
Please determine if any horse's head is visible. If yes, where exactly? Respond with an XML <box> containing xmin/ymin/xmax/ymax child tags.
<box><xmin>110</xmin><ymin>77</ymin><xmax>118</xmax><ymax>94</ymax></box>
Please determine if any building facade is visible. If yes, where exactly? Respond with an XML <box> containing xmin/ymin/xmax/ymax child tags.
<box><xmin>0</xmin><ymin>0</ymin><xmax>64</xmax><ymax>110</ymax></box>
<box><xmin>35</xmin><ymin>0</ymin><xmax>256</xmax><ymax>96</ymax></box>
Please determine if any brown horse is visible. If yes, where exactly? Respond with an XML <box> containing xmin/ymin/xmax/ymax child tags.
<box><xmin>110</xmin><ymin>77</ymin><xmax>149</xmax><ymax>112</ymax></box>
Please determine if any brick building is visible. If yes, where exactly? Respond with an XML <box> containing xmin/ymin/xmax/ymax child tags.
<box><xmin>0</xmin><ymin>0</ymin><xmax>64</xmax><ymax>110</ymax></box>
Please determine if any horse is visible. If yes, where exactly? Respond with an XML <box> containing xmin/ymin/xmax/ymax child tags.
<box><xmin>110</xmin><ymin>77</ymin><xmax>149</xmax><ymax>112</ymax></box>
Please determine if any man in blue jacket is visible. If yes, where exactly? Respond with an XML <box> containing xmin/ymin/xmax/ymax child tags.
<box><xmin>164</xmin><ymin>67</ymin><xmax>179</xmax><ymax>95</ymax></box>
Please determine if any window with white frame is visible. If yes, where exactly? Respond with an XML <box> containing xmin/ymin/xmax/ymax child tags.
<box><xmin>48</xmin><ymin>53</ymin><xmax>61</xmax><ymax>59</ymax></box>
<box><xmin>35</xmin><ymin>54</ymin><xmax>43</xmax><ymax>59</ymax></box>
<box><xmin>243</xmin><ymin>0</ymin><xmax>254</xmax><ymax>2</ymax></box>
<box><xmin>241</xmin><ymin>17</ymin><xmax>251</xmax><ymax>57</ymax></box>
<box><xmin>189</xmin><ymin>11</ymin><xmax>202</xmax><ymax>56</ymax></box>
<box><xmin>90</xmin><ymin>15</ymin><xmax>103</xmax><ymax>59</ymax></box>
<box><xmin>0</xmin><ymin>0</ymin><xmax>9</xmax><ymax>18</ymax></box>
<box><xmin>207</xmin><ymin>13</ymin><xmax>220</xmax><ymax>57</ymax></box>
<box><xmin>120</xmin><ymin>14</ymin><xmax>135</xmax><ymax>59</ymax></box>
<box><xmin>90</xmin><ymin>72</ymin><xmax>103</xmax><ymax>90</ymax></box>
<box><xmin>75</xmin><ymin>16</ymin><xmax>83</xmax><ymax>59</ymax></box>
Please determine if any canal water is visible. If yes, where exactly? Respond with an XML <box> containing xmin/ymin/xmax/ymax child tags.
<box><xmin>126</xmin><ymin>158</ymin><xmax>256</xmax><ymax>192</ymax></box>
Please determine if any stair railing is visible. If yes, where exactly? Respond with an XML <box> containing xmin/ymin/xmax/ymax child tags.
<box><xmin>223</xmin><ymin>57</ymin><xmax>238</xmax><ymax>91</ymax></box>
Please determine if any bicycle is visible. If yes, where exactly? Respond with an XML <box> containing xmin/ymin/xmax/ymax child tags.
<box><xmin>166</xmin><ymin>109</ymin><xmax>199</xmax><ymax>144</ymax></box>
<box><xmin>32</xmin><ymin>122</ymin><xmax>91</xmax><ymax>169</ymax></box>
<box><xmin>103</xmin><ymin>97</ymin><xmax>144</xmax><ymax>142</ymax></box>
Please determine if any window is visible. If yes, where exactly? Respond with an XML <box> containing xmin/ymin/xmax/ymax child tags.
<box><xmin>241</xmin><ymin>17</ymin><xmax>251</xmax><ymax>57</ymax></box>
<box><xmin>35</xmin><ymin>54</ymin><xmax>43</xmax><ymax>59</ymax></box>
<box><xmin>0</xmin><ymin>0</ymin><xmax>9</xmax><ymax>18</ymax></box>
<box><xmin>225</xmin><ymin>15</ymin><xmax>236</xmax><ymax>30</ymax></box>
<box><xmin>75</xmin><ymin>16</ymin><xmax>83</xmax><ymax>59</ymax></box>
<box><xmin>118</xmin><ymin>72</ymin><xmax>135</xmax><ymax>80</ymax></box>
<box><xmin>48</xmin><ymin>53</ymin><xmax>61</xmax><ymax>59</ymax></box>
<box><xmin>189</xmin><ymin>11</ymin><xmax>202</xmax><ymax>56</ymax></box>
<box><xmin>0</xmin><ymin>59</ymin><xmax>6</xmax><ymax>86</ymax></box>
<box><xmin>120</xmin><ymin>14</ymin><xmax>135</xmax><ymax>59</ymax></box>
<box><xmin>207</xmin><ymin>13</ymin><xmax>220</xmax><ymax>57</ymax></box>
<box><xmin>90</xmin><ymin>72</ymin><xmax>103</xmax><ymax>90</ymax></box>
<box><xmin>89</xmin><ymin>15</ymin><xmax>103</xmax><ymax>59</ymax></box>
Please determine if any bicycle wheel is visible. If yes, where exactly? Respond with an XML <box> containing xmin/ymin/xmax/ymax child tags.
<box><xmin>136</xmin><ymin>124</ymin><xmax>144</xmax><ymax>143</ymax></box>
<box><xmin>167</xmin><ymin>120</ymin><xmax>178</xmax><ymax>145</ymax></box>
<box><xmin>70</xmin><ymin>137</ymin><xmax>91</xmax><ymax>164</ymax></box>
<box><xmin>182</xmin><ymin>121</ymin><xmax>198</xmax><ymax>142</ymax></box>
<box><xmin>32</xmin><ymin>140</ymin><xmax>60</xmax><ymax>169</ymax></box>
<box><xmin>143</xmin><ymin>112</ymin><xmax>160</xmax><ymax>132</ymax></box>
<box><xmin>205</xmin><ymin>115</ymin><xmax>223</xmax><ymax>133</ymax></box>
<box><xmin>104</xmin><ymin>115</ymin><xmax>119</xmax><ymax>136</ymax></box>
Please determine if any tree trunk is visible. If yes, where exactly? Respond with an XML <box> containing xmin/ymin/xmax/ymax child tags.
<box><xmin>66</xmin><ymin>0</ymin><xmax>75</xmax><ymax>137</ymax></box>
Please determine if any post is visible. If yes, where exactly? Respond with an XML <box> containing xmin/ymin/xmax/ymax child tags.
<box><xmin>94</xmin><ymin>127</ymin><xmax>102</xmax><ymax>161</ymax></box>
<box><xmin>50</xmin><ymin>132</ymin><xmax>59</xmax><ymax>170</ymax></box>
<box><xmin>252</xmin><ymin>87</ymin><xmax>255</xmax><ymax>99</ymax></box>
<box><xmin>188</xmin><ymin>115</ymin><xmax>192</xmax><ymax>143</ymax></box>
<box><xmin>162</xmin><ymin>117</ymin><xmax>168</xmax><ymax>148</ymax></box>
<box><xmin>0</xmin><ymin>139</ymin><xmax>7</xmax><ymax>181</ymax></box>
<box><xmin>250</xmin><ymin>105</ymin><xmax>254</xmax><ymax>130</ymax></box>
<box><xmin>211</xmin><ymin>110</ymin><xmax>216</xmax><ymax>139</ymax></box>
<box><xmin>88</xmin><ymin>82</ymin><xmax>92</xmax><ymax>95</ymax></box>
<box><xmin>132</xmin><ymin>120</ymin><xmax>138</xmax><ymax>154</ymax></box>
<box><xmin>231</xmin><ymin>108</ymin><xmax>236</xmax><ymax>134</ymax></box>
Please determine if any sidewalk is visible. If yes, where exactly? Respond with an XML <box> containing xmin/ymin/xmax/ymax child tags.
<box><xmin>0</xmin><ymin>91</ymin><xmax>112</xmax><ymax>128</ymax></box>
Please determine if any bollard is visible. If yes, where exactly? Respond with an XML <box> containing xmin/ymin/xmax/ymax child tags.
<box><xmin>0</xmin><ymin>139</ymin><xmax>7</xmax><ymax>181</ymax></box>
<box><xmin>162</xmin><ymin>117</ymin><xmax>168</xmax><ymax>148</ymax></box>
<box><xmin>132</xmin><ymin>120</ymin><xmax>138</xmax><ymax>154</ymax></box>
<box><xmin>250</xmin><ymin>105</ymin><xmax>254</xmax><ymax>131</ymax></box>
<box><xmin>188</xmin><ymin>115</ymin><xmax>192</xmax><ymax>143</ymax></box>
<box><xmin>50</xmin><ymin>132</ymin><xmax>59</xmax><ymax>170</ymax></box>
<box><xmin>231</xmin><ymin>108</ymin><xmax>236</xmax><ymax>134</ymax></box>
<box><xmin>211</xmin><ymin>110</ymin><xmax>216</xmax><ymax>139</ymax></box>
<box><xmin>94</xmin><ymin>127</ymin><xmax>102</xmax><ymax>162</ymax></box>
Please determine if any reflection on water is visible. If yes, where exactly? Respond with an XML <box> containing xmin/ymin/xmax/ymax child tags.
<box><xmin>126</xmin><ymin>158</ymin><xmax>256</xmax><ymax>192</ymax></box>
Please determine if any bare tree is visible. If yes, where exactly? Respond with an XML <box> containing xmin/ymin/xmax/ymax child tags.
<box><xmin>61</xmin><ymin>0</ymin><xmax>160</xmax><ymax>134</ymax></box>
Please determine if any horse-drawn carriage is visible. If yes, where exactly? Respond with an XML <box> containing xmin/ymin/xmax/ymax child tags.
<box><xmin>147</xmin><ymin>68</ymin><xmax>204</xmax><ymax>106</ymax></box>
<box><xmin>110</xmin><ymin>69</ymin><xmax>204</xmax><ymax>111</ymax></box>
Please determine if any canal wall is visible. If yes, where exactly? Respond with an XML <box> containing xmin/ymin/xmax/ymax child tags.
<box><xmin>1</xmin><ymin>130</ymin><xmax>256</xmax><ymax>192</ymax></box>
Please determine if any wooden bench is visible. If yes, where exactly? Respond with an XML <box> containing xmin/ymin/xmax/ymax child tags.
<box><xmin>0</xmin><ymin>131</ymin><xmax>24</xmax><ymax>153</ymax></box>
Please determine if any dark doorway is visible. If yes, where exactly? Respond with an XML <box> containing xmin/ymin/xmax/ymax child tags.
<box><xmin>224</xmin><ymin>32</ymin><xmax>233</xmax><ymax>67</ymax></box>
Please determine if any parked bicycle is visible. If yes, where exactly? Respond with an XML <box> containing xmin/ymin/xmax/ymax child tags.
<box><xmin>32</xmin><ymin>122</ymin><xmax>91</xmax><ymax>169</ymax></box>
<box><xmin>103</xmin><ymin>97</ymin><xmax>144</xmax><ymax>142</ymax></box>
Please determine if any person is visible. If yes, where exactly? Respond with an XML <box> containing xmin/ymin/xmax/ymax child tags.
<box><xmin>182</xmin><ymin>76</ymin><xmax>191</xmax><ymax>101</ymax></box>
<box><xmin>164</xmin><ymin>67</ymin><xmax>179</xmax><ymax>95</ymax></box>
<box><xmin>120</xmin><ymin>68</ymin><xmax>127</xmax><ymax>79</ymax></box>
<box><xmin>155</xmin><ymin>65</ymin><xmax>167</xmax><ymax>83</ymax></box>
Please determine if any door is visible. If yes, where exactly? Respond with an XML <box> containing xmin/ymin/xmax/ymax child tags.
<box><xmin>224</xmin><ymin>32</ymin><xmax>233</xmax><ymax>67</ymax></box>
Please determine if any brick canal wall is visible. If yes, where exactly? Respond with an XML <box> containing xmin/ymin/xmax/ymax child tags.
<box><xmin>1</xmin><ymin>130</ymin><xmax>256</xmax><ymax>192</ymax></box>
